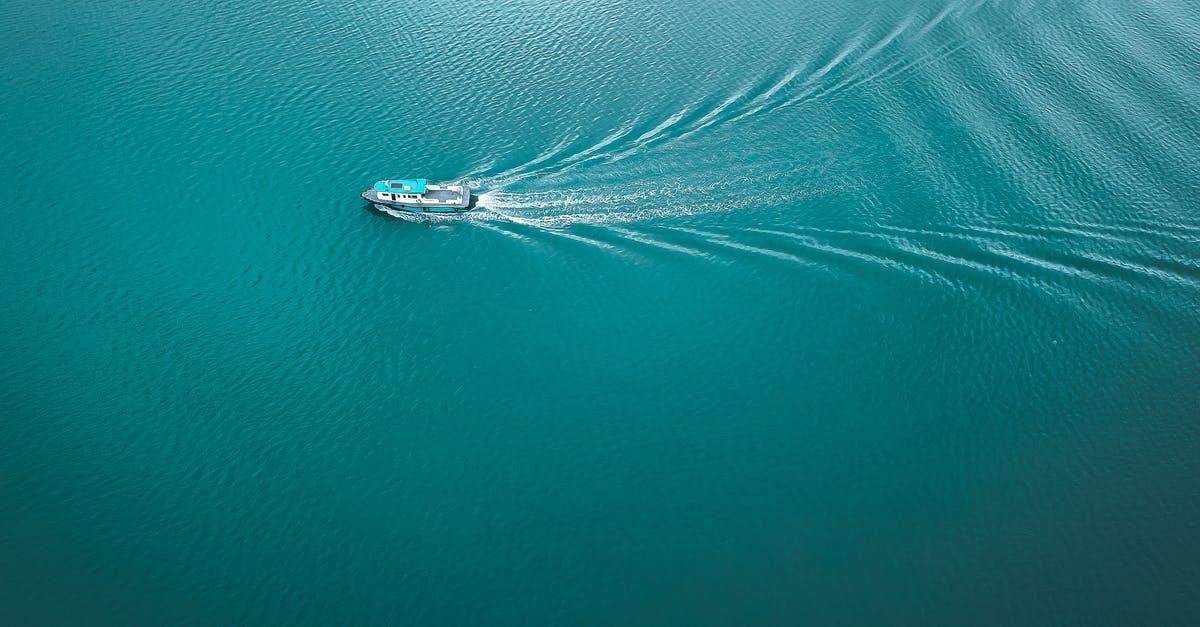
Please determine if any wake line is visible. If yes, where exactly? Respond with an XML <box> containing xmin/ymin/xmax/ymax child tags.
<box><xmin>463</xmin><ymin>209</ymin><xmax>1199</xmax><ymax>296</ymax></box>
<box><xmin>464</xmin><ymin>33</ymin><xmax>866</xmax><ymax>186</ymax></box>
<box><xmin>456</xmin><ymin>0</ymin><xmax>1002</xmax><ymax>207</ymax></box>
<box><xmin>815</xmin><ymin>0</ymin><xmax>1057</xmax><ymax>108</ymax></box>
<box><xmin>470</xmin><ymin>1</ymin><xmax>989</xmax><ymax>191</ymax></box>
<box><xmin>607</xmin><ymin>227</ymin><xmax>713</xmax><ymax>259</ymax></box>
<box><xmin>858</xmin><ymin>16</ymin><xmax>916</xmax><ymax>65</ymax></box>
<box><xmin>750</xmin><ymin>224</ymin><xmax>1200</xmax><ymax>288</ymax></box>
<box><xmin>625</xmin><ymin>0</ymin><xmax>995</xmax><ymax>155</ymax></box>
<box><xmin>668</xmin><ymin>227</ymin><xmax>813</xmax><ymax>266</ymax></box>
<box><xmin>755</xmin><ymin>0</ymin><xmax>996</xmax><ymax>120</ymax></box>
<box><xmin>471</xmin><ymin>192</ymin><xmax>765</xmax><ymax>228</ymax></box>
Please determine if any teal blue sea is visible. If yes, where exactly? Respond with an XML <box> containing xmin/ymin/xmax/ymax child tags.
<box><xmin>3</xmin><ymin>0</ymin><xmax>1199</xmax><ymax>624</ymax></box>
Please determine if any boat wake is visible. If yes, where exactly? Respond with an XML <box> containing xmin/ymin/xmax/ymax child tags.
<box><xmin>458</xmin><ymin>0</ymin><xmax>1006</xmax><ymax>195</ymax></box>
<box><xmin>468</xmin><ymin>166</ymin><xmax>835</xmax><ymax>228</ymax></box>
<box><xmin>464</xmin><ymin>214</ymin><xmax>1200</xmax><ymax>306</ymax></box>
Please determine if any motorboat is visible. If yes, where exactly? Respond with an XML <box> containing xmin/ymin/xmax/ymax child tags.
<box><xmin>361</xmin><ymin>178</ymin><xmax>472</xmax><ymax>213</ymax></box>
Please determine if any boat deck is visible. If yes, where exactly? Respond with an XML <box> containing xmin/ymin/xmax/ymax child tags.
<box><xmin>424</xmin><ymin>189</ymin><xmax>461</xmax><ymax>202</ymax></box>
<box><xmin>361</xmin><ymin>184</ymin><xmax>472</xmax><ymax>212</ymax></box>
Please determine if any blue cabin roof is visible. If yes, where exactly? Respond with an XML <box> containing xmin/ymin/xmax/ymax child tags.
<box><xmin>374</xmin><ymin>178</ymin><xmax>427</xmax><ymax>194</ymax></box>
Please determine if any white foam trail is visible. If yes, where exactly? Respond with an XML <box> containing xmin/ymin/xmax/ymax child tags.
<box><xmin>471</xmin><ymin>134</ymin><xmax>581</xmax><ymax>188</ymax></box>
<box><xmin>727</xmin><ymin>63</ymin><xmax>813</xmax><ymax>125</ymax></box>
<box><xmin>480</xmin><ymin>188</ymin><xmax>658</xmax><ymax>210</ymax></box>
<box><xmin>747</xmin><ymin>227</ymin><xmax>969</xmax><ymax>287</ymax></box>
<box><xmin>607</xmin><ymin>109</ymin><xmax>692</xmax><ymax>163</ymax></box>
<box><xmin>672</xmin><ymin>228</ymin><xmax>812</xmax><ymax>266</ymax></box>
<box><xmin>560</xmin><ymin>120</ymin><xmax>639</xmax><ymax>165</ymax></box>
<box><xmin>632</xmin><ymin>109</ymin><xmax>690</xmax><ymax>145</ymax></box>
<box><xmin>469</xmin><ymin>168</ymin><xmax>818</xmax><ymax>228</ymax></box>
<box><xmin>476</xmin><ymin>198</ymin><xmax>756</xmax><ymax>228</ymax></box>
<box><xmin>472</xmin><ymin>221</ymin><xmax>536</xmax><ymax>243</ymax></box>
<box><xmin>517</xmin><ymin>133</ymin><xmax>579</xmax><ymax>171</ymax></box>
<box><xmin>673</xmin><ymin>85</ymin><xmax>753</xmax><ymax>144</ymax></box>
<box><xmin>474</xmin><ymin>191</ymin><xmax>500</xmax><ymax>208</ymax></box>
<box><xmin>918</xmin><ymin>1</ymin><xmax>960</xmax><ymax>37</ymax></box>
<box><xmin>748</xmin><ymin>227</ymin><xmax>886</xmax><ymax>263</ymax></box>
<box><xmin>807</xmin><ymin>31</ymin><xmax>867</xmax><ymax>84</ymax></box>
<box><xmin>456</xmin><ymin>156</ymin><xmax>499</xmax><ymax>183</ymax></box>
<box><xmin>532</xmin><ymin>227</ymin><xmax>629</xmax><ymax>256</ymax></box>
<box><xmin>739</xmin><ymin>2</ymin><xmax>991</xmax><ymax>123</ymax></box>
<box><xmin>608</xmin><ymin>227</ymin><xmax>712</xmax><ymax>258</ymax></box>
<box><xmin>858</xmin><ymin>15</ymin><xmax>915</xmax><ymax>64</ymax></box>
<box><xmin>758</xmin><ymin>66</ymin><xmax>807</xmax><ymax>105</ymax></box>
<box><xmin>490</xmin><ymin>211</ymin><xmax>647</xmax><ymax>229</ymax></box>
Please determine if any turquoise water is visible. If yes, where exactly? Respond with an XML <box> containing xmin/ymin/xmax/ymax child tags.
<box><xmin>3</xmin><ymin>0</ymin><xmax>1200</xmax><ymax>623</ymax></box>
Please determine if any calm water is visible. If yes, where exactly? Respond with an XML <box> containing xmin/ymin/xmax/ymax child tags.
<box><xmin>3</xmin><ymin>0</ymin><xmax>1199</xmax><ymax>624</ymax></box>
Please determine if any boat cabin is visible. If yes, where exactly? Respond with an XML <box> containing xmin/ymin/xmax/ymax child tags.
<box><xmin>373</xmin><ymin>178</ymin><xmax>427</xmax><ymax>202</ymax></box>
<box><xmin>362</xmin><ymin>177</ymin><xmax>471</xmax><ymax>212</ymax></box>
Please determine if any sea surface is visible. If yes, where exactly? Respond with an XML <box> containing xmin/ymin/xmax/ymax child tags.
<box><xmin>2</xmin><ymin>0</ymin><xmax>1199</xmax><ymax>624</ymax></box>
